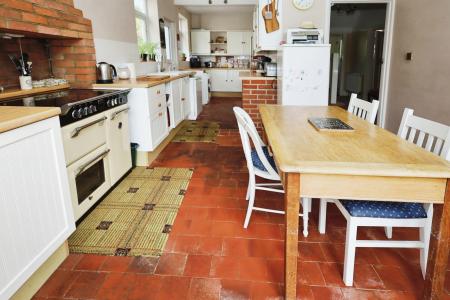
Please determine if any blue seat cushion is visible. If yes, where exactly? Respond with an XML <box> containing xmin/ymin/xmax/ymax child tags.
<box><xmin>339</xmin><ymin>200</ymin><xmax>427</xmax><ymax>219</ymax></box>
<box><xmin>251</xmin><ymin>146</ymin><xmax>277</xmax><ymax>172</ymax></box>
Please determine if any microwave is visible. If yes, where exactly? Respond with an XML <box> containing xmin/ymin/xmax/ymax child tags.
<box><xmin>287</xmin><ymin>29</ymin><xmax>323</xmax><ymax>44</ymax></box>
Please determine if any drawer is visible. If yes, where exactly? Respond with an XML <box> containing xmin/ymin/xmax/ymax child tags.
<box><xmin>148</xmin><ymin>84</ymin><xmax>165</xmax><ymax>99</ymax></box>
<box><xmin>148</xmin><ymin>93</ymin><xmax>166</xmax><ymax>115</ymax></box>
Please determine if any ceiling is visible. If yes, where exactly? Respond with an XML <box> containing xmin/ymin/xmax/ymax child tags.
<box><xmin>183</xmin><ymin>5</ymin><xmax>255</xmax><ymax>14</ymax></box>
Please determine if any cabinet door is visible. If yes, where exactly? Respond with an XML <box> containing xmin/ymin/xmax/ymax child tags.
<box><xmin>227</xmin><ymin>70</ymin><xmax>243</xmax><ymax>92</ymax></box>
<box><xmin>0</xmin><ymin>117</ymin><xmax>74</xmax><ymax>299</ymax></box>
<box><xmin>210</xmin><ymin>70</ymin><xmax>228</xmax><ymax>92</ymax></box>
<box><xmin>150</xmin><ymin>110</ymin><xmax>168</xmax><ymax>149</ymax></box>
<box><xmin>107</xmin><ymin>105</ymin><xmax>132</xmax><ymax>185</ymax></box>
<box><xmin>227</xmin><ymin>31</ymin><xmax>243</xmax><ymax>55</ymax></box>
<box><xmin>181</xmin><ymin>77</ymin><xmax>191</xmax><ymax>118</ymax></box>
<box><xmin>242</xmin><ymin>31</ymin><xmax>253</xmax><ymax>55</ymax></box>
<box><xmin>170</xmin><ymin>79</ymin><xmax>183</xmax><ymax>128</ymax></box>
<box><xmin>191</xmin><ymin>30</ymin><xmax>211</xmax><ymax>55</ymax></box>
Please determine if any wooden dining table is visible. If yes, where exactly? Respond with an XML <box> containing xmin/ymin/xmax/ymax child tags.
<box><xmin>259</xmin><ymin>105</ymin><xmax>450</xmax><ymax>300</ymax></box>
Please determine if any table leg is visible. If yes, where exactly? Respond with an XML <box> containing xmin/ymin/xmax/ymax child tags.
<box><xmin>423</xmin><ymin>179</ymin><xmax>450</xmax><ymax>299</ymax></box>
<box><xmin>284</xmin><ymin>172</ymin><xmax>300</xmax><ymax>299</ymax></box>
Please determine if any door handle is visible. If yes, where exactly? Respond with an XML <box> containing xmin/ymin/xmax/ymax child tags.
<box><xmin>71</xmin><ymin>116</ymin><xmax>107</xmax><ymax>138</ymax></box>
<box><xmin>76</xmin><ymin>149</ymin><xmax>110</xmax><ymax>177</ymax></box>
<box><xmin>110</xmin><ymin>107</ymin><xmax>130</xmax><ymax>120</ymax></box>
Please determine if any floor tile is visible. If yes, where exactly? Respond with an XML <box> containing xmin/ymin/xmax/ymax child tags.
<box><xmin>184</xmin><ymin>255</ymin><xmax>212</xmax><ymax>277</ymax></box>
<box><xmin>310</xmin><ymin>286</ymin><xmax>344</xmax><ymax>299</ymax></box>
<box><xmin>127</xmin><ymin>256</ymin><xmax>158</xmax><ymax>274</ymax></box>
<box><xmin>127</xmin><ymin>274</ymin><xmax>163</xmax><ymax>300</ymax></box>
<box><xmin>96</xmin><ymin>272</ymin><xmax>136</xmax><ymax>300</ymax></box>
<box><xmin>35</xmin><ymin>269</ymin><xmax>80</xmax><ymax>298</ymax></box>
<box><xmin>64</xmin><ymin>271</ymin><xmax>107</xmax><ymax>298</ymax></box>
<box><xmin>188</xmin><ymin>277</ymin><xmax>222</xmax><ymax>300</ymax></box>
<box><xmin>58</xmin><ymin>254</ymin><xmax>83</xmax><ymax>270</ymax></box>
<box><xmin>100</xmin><ymin>256</ymin><xmax>133</xmax><ymax>272</ymax></box>
<box><xmin>250</xmin><ymin>282</ymin><xmax>282</xmax><ymax>300</ymax></box>
<box><xmin>155</xmin><ymin>253</ymin><xmax>187</xmax><ymax>275</ymax></box>
<box><xmin>73</xmin><ymin>254</ymin><xmax>107</xmax><ymax>271</ymax></box>
<box><xmin>155</xmin><ymin>276</ymin><xmax>191</xmax><ymax>299</ymax></box>
<box><xmin>210</xmin><ymin>256</ymin><xmax>240</xmax><ymax>279</ymax></box>
<box><xmin>220</xmin><ymin>279</ymin><xmax>251</xmax><ymax>300</ymax></box>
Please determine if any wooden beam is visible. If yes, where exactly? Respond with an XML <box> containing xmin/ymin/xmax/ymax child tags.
<box><xmin>423</xmin><ymin>179</ymin><xmax>450</xmax><ymax>299</ymax></box>
<box><xmin>284</xmin><ymin>172</ymin><xmax>300</xmax><ymax>299</ymax></box>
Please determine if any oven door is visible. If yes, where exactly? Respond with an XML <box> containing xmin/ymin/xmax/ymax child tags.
<box><xmin>67</xmin><ymin>144</ymin><xmax>111</xmax><ymax>221</ymax></box>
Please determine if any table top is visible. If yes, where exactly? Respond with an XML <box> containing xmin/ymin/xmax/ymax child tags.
<box><xmin>260</xmin><ymin>105</ymin><xmax>450</xmax><ymax>178</ymax></box>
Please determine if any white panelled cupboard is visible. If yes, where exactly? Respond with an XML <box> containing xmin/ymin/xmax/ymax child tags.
<box><xmin>208</xmin><ymin>69</ymin><xmax>242</xmax><ymax>92</ymax></box>
<box><xmin>0</xmin><ymin>116</ymin><xmax>75</xmax><ymax>300</ymax></box>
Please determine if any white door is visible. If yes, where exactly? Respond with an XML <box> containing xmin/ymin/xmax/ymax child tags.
<box><xmin>227</xmin><ymin>31</ymin><xmax>242</xmax><ymax>55</ymax></box>
<box><xmin>191</xmin><ymin>30</ymin><xmax>211</xmax><ymax>55</ymax></box>
<box><xmin>242</xmin><ymin>31</ymin><xmax>253</xmax><ymax>55</ymax></box>
<box><xmin>107</xmin><ymin>105</ymin><xmax>132</xmax><ymax>185</ymax></box>
<box><xmin>150</xmin><ymin>109</ymin><xmax>168</xmax><ymax>148</ymax></box>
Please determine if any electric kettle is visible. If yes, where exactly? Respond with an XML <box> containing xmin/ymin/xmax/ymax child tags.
<box><xmin>96</xmin><ymin>62</ymin><xmax>117</xmax><ymax>83</ymax></box>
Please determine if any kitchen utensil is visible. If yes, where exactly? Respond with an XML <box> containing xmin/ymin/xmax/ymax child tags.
<box><xmin>262</xmin><ymin>0</ymin><xmax>280</xmax><ymax>33</ymax></box>
<box><xmin>96</xmin><ymin>62</ymin><xmax>117</xmax><ymax>84</ymax></box>
<box><xmin>117</xmin><ymin>66</ymin><xmax>131</xmax><ymax>80</ymax></box>
<box><xmin>8</xmin><ymin>54</ymin><xmax>22</xmax><ymax>75</ymax></box>
<box><xmin>263</xmin><ymin>62</ymin><xmax>277</xmax><ymax>77</ymax></box>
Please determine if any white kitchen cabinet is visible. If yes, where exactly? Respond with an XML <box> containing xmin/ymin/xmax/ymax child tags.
<box><xmin>191</xmin><ymin>30</ymin><xmax>211</xmax><ymax>55</ymax></box>
<box><xmin>227</xmin><ymin>31</ymin><xmax>252</xmax><ymax>55</ymax></box>
<box><xmin>167</xmin><ymin>79</ymin><xmax>183</xmax><ymax>128</ymax></box>
<box><xmin>0</xmin><ymin>117</ymin><xmax>75</xmax><ymax>300</ymax></box>
<box><xmin>181</xmin><ymin>77</ymin><xmax>191</xmax><ymax>118</ymax></box>
<box><xmin>255</xmin><ymin>0</ymin><xmax>283</xmax><ymax>51</ymax></box>
<box><xmin>128</xmin><ymin>85</ymin><xmax>169</xmax><ymax>152</ymax></box>
<box><xmin>209</xmin><ymin>69</ymin><xmax>242</xmax><ymax>92</ymax></box>
<box><xmin>106</xmin><ymin>105</ymin><xmax>132</xmax><ymax>185</ymax></box>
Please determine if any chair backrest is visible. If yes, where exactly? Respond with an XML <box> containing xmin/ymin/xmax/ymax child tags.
<box><xmin>398</xmin><ymin>108</ymin><xmax>450</xmax><ymax>160</ymax></box>
<box><xmin>233</xmin><ymin>107</ymin><xmax>278</xmax><ymax>177</ymax></box>
<box><xmin>347</xmin><ymin>93</ymin><xmax>380</xmax><ymax>124</ymax></box>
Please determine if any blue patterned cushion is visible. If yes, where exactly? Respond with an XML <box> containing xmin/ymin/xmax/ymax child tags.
<box><xmin>251</xmin><ymin>146</ymin><xmax>277</xmax><ymax>172</ymax></box>
<box><xmin>339</xmin><ymin>200</ymin><xmax>427</xmax><ymax>219</ymax></box>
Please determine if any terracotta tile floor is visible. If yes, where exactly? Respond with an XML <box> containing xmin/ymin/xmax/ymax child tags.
<box><xmin>35</xmin><ymin>97</ymin><xmax>450</xmax><ymax>299</ymax></box>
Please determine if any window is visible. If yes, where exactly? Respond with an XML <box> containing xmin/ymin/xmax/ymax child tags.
<box><xmin>134</xmin><ymin>0</ymin><xmax>149</xmax><ymax>44</ymax></box>
<box><xmin>178</xmin><ymin>13</ymin><xmax>190</xmax><ymax>59</ymax></box>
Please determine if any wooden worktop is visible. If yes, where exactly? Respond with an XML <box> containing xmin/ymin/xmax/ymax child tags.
<box><xmin>0</xmin><ymin>84</ymin><xmax>70</xmax><ymax>101</ymax></box>
<box><xmin>260</xmin><ymin>105</ymin><xmax>450</xmax><ymax>178</ymax></box>
<box><xmin>0</xmin><ymin>106</ymin><xmax>61</xmax><ymax>133</ymax></box>
<box><xmin>239</xmin><ymin>71</ymin><xmax>273</xmax><ymax>80</ymax></box>
<box><xmin>92</xmin><ymin>72</ymin><xmax>195</xmax><ymax>89</ymax></box>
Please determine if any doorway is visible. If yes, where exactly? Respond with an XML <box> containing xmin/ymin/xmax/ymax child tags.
<box><xmin>325</xmin><ymin>0</ymin><xmax>395</xmax><ymax>127</ymax></box>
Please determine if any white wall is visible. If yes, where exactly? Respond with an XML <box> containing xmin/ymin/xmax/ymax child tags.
<box><xmin>193</xmin><ymin>12</ymin><xmax>253</xmax><ymax>30</ymax></box>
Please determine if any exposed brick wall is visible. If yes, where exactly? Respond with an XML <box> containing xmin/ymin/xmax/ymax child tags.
<box><xmin>0</xmin><ymin>0</ymin><xmax>96</xmax><ymax>88</ymax></box>
<box><xmin>242</xmin><ymin>78</ymin><xmax>278</xmax><ymax>131</ymax></box>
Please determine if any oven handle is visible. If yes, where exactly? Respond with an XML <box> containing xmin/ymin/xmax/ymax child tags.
<box><xmin>71</xmin><ymin>116</ymin><xmax>107</xmax><ymax>138</ymax></box>
<box><xmin>110</xmin><ymin>107</ymin><xmax>130</xmax><ymax>120</ymax></box>
<box><xmin>76</xmin><ymin>149</ymin><xmax>110</xmax><ymax>177</ymax></box>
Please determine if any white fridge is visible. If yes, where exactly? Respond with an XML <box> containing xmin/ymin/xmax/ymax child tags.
<box><xmin>277</xmin><ymin>44</ymin><xmax>331</xmax><ymax>106</ymax></box>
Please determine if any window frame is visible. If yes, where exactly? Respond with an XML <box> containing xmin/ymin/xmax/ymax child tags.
<box><xmin>134</xmin><ymin>0</ymin><xmax>150</xmax><ymax>43</ymax></box>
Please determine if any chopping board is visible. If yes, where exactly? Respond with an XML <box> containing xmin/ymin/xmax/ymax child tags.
<box><xmin>262</xmin><ymin>0</ymin><xmax>280</xmax><ymax>33</ymax></box>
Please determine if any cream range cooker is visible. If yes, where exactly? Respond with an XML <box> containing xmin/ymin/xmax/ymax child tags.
<box><xmin>0</xmin><ymin>89</ymin><xmax>132</xmax><ymax>221</ymax></box>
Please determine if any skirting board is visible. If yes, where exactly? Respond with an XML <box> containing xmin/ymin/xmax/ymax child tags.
<box><xmin>11</xmin><ymin>241</ymin><xmax>69</xmax><ymax>300</ymax></box>
<box><xmin>211</xmin><ymin>92</ymin><xmax>242</xmax><ymax>98</ymax></box>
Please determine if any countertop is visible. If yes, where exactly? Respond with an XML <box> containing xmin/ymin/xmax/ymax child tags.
<box><xmin>0</xmin><ymin>84</ymin><xmax>70</xmax><ymax>101</ymax></box>
<box><xmin>180</xmin><ymin>67</ymin><xmax>251</xmax><ymax>71</ymax></box>
<box><xmin>239</xmin><ymin>71</ymin><xmax>275</xmax><ymax>80</ymax></box>
<box><xmin>91</xmin><ymin>72</ymin><xmax>195</xmax><ymax>89</ymax></box>
<box><xmin>0</xmin><ymin>106</ymin><xmax>61</xmax><ymax>134</ymax></box>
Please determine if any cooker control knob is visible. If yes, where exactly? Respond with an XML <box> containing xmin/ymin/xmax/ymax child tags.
<box><xmin>89</xmin><ymin>105</ymin><xmax>95</xmax><ymax>114</ymax></box>
<box><xmin>106</xmin><ymin>99</ymin><xmax>112</xmax><ymax>107</ymax></box>
<box><xmin>72</xmin><ymin>110</ymin><xmax>78</xmax><ymax>119</ymax></box>
<box><xmin>77</xmin><ymin>108</ymin><xmax>84</xmax><ymax>118</ymax></box>
<box><xmin>83</xmin><ymin>107</ymin><xmax>89</xmax><ymax>116</ymax></box>
<box><xmin>113</xmin><ymin>97</ymin><xmax>118</xmax><ymax>105</ymax></box>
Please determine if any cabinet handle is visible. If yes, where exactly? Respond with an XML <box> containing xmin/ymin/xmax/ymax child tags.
<box><xmin>159</xmin><ymin>112</ymin><xmax>163</xmax><ymax>117</ymax></box>
<box><xmin>158</xmin><ymin>103</ymin><xmax>162</xmax><ymax>107</ymax></box>
<box><xmin>157</xmin><ymin>90</ymin><xmax>161</xmax><ymax>94</ymax></box>
<box><xmin>76</xmin><ymin>149</ymin><xmax>110</xmax><ymax>177</ymax></box>
<box><xmin>181</xmin><ymin>98</ymin><xmax>185</xmax><ymax>101</ymax></box>
<box><xmin>110</xmin><ymin>107</ymin><xmax>130</xmax><ymax>120</ymax></box>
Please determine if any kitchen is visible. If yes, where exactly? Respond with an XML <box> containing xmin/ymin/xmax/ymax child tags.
<box><xmin>1</xmin><ymin>0</ymin><xmax>450</xmax><ymax>299</ymax></box>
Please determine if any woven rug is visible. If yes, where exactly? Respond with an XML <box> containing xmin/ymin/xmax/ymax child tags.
<box><xmin>68</xmin><ymin>167</ymin><xmax>193</xmax><ymax>257</ymax></box>
<box><xmin>172</xmin><ymin>121</ymin><xmax>220</xmax><ymax>143</ymax></box>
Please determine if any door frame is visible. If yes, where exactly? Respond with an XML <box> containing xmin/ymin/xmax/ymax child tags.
<box><xmin>324</xmin><ymin>0</ymin><xmax>396</xmax><ymax>128</ymax></box>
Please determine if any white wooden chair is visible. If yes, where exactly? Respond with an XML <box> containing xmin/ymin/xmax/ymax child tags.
<box><xmin>347</xmin><ymin>93</ymin><xmax>380</xmax><ymax>124</ymax></box>
<box><xmin>321</xmin><ymin>108</ymin><xmax>450</xmax><ymax>286</ymax></box>
<box><xmin>319</xmin><ymin>94</ymin><xmax>380</xmax><ymax>233</ymax></box>
<box><xmin>233</xmin><ymin>107</ymin><xmax>311</xmax><ymax>236</ymax></box>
